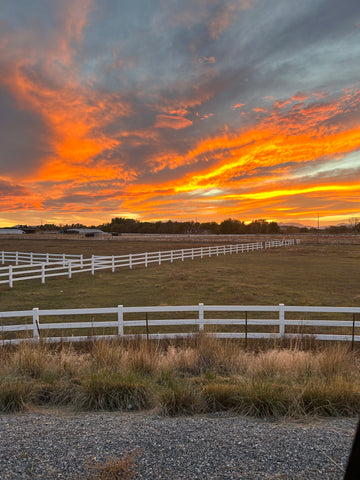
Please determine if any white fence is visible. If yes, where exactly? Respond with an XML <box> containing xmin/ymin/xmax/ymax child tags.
<box><xmin>0</xmin><ymin>251</ymin><xmax>83</xmax><ymax>265</ymax></box>
<box><xmin>0</xmin><ymin>239</ymin><xmax>300</xmax><ymax>287</ymax></box>
<box><xmin>1</xmin><ymin>303</ymin><xmax>359</xmax><ymax>345</ymax></box>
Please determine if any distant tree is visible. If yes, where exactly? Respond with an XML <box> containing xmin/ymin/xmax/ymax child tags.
<box><xmin>267</xmin><ymin>221</ymin><xmax>280</xmax><ymax>234</ymax></box>
<box><xmin>199</xmin><ymin>222</ymin><xmax>219</xmax><ymax>234</ymax></box>
<box><xmin>219</xmin><ymin>218</ymin><xmax>245</xmax><ymax>234</ymax></box>
<box><xmin>38</xmin><ymin>224</ymin><xmax>58</xmax><ymax>231</ymax></box>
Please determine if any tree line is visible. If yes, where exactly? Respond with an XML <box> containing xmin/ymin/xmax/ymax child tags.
<box><xmin>101</xmin><ymin>218</ymin><xmax>281</xmax><ymax>234</ymax></box>
<box><xmin>36</xmin><ymin>217</ymin><xmax>360</xmax><ymax>235</ymax></box>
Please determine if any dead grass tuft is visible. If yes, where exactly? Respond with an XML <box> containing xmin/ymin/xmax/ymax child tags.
<box><xmin>74</xmin><ymin>451</ymin><xmax>138</xmax><ymax>480</ymax></box>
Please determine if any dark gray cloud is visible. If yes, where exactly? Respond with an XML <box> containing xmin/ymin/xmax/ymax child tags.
<box><xmin>0</xmin><ymin>85</ymin><xmax>51</xmax><ymax>174</ymax></box>
<box><xmin>0</xmin><ymin>178</ymin><xmax>29</xmax><ymax>196</ymax></box>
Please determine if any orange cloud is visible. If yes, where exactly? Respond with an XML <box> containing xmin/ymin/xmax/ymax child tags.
<box><xmin>232</xmin><ymin>103</ymin><xmax>245</xmax><ymax>110</ymax></box>
<box><xmin>154</xmin><ymin>114</ymin><xmax>193</xmax><ymax>130</ymax></box>
<box><xmin>198</xmin><ymin>56</ymin><xmax>216</xmax><ymax>64</ymax></box>
<box><xmin>116</xmin><ymin>87</ymin><xmax>360</xmax><ymax>224</ymax></box>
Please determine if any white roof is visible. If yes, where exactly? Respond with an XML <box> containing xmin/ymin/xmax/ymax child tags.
<box><xmin>0</xmin><ymin>229</ymin><xmax>24</xmax><ymax>234</ymax></box>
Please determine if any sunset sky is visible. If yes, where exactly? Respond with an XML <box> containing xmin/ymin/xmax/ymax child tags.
<box><xmin>1</xmin><ymin>0</ymin><xmax>360</xmax><ymax>227</ymax></box>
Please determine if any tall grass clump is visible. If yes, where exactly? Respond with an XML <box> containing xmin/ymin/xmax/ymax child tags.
<box><xmin>75</xmin><ymin>370</ymin><xmax>153</xmax><ymax>411</ymax></box>
<box><xmin>157</xmin><ymin>370</ymin><xmax>205</xmax><ymax>415</ymax></box>
<box><xmin>1</xmin><ymin>338</ymin><xmax>359</xmax><ymax>416</ymax></box>
<box><xmin>0</xmin><ymin>379</ymin><xmax>32</xmax><ymax>412</ymax></box>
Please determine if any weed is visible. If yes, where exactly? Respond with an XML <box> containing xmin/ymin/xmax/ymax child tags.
<box><xmin>74</xmin><ymin>451</ymin><xmax>138</xmax><ymax>480</ymax></box>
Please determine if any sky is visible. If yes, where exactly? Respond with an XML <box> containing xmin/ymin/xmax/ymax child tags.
<box><xmin>0</xmin><ymin>0</ymin><xmax>360</xmax><ymax>227</ymax></box>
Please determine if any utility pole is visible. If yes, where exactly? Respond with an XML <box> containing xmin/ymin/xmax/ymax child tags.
<box><xmin>317</xmin><ymin>213</ymin><xmax>320</xmax><ymax>244</ymax></box>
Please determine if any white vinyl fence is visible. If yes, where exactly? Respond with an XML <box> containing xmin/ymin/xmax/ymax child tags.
<box><xmin>0</xmin><ymin>251</ymin><xmax>83</xmax><ymax>265</ymax></box>
<box><xmin>1</xmin><ymin>303</ymin><xmax>359</xmax><ymax>345</ymax></box>
<box><xmin>0</xmin><ymin>239</ymin><xmax>300</xmax><ymax>287</ymax></box>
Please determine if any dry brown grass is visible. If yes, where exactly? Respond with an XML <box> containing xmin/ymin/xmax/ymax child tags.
<box><xmin>74</xmin><ymin>451</ymin><xmax>138</xmax><ymax>480</ymax></box>
<box><xmin>1</xmin><ymin>338</ymin><xmax>359</xmax><ymax>417</ymax></box>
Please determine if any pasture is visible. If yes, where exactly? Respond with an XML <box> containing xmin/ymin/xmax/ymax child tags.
<box><xmin>1</xmin><ymin>235</ymin><xmax>360</xmax><ymax>417</ymax></box>
<box><xmin>0</xmin><ymin>237</ymin><xmax>359</xmax><ymax>310</ymax></box>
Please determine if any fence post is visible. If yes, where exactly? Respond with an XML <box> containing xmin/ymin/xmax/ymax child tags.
<box><xmin>1</xmin><ymin>251</ymin><xmax>4</xmax><ymax>264</ymax></box>
<box><xmin>192</xmin><ymin>248</ymin><xmax>194</xmax><ymax>260</ymax></box>
<box><xmin>198</xmin><ymin>303</ymin><xmax>204</xmax><ymax>332</ymax></box>
<box><xmin>158</xmin><ymin>252</ymin><xmax>161</xmax><ymax>265</ymax></box>
<box><xmin>63</xmin><ymin>253</ymin><xmax>66</xmax><ymax>266</ymax></box>
<box><xmin>170</xmin><ymin>251</ymin><xmax>173</xmax><ymax>263</ymax></box>
<box><xmin>145</xmin><ymin>312</ymin><xmax>149</xmax><ymax>342</ymax></box>
<box><xmin>33</xmin><ymin>307</ymin><xmax>40</xmax><ymax>342</ymax></box>
<box><xmin>46</xmin><ymin>253</ymin><xmax>49</xmax><ymax>263</ymax></box>
<box><xmin>91</xmin><ymin>255</ymin><xmax>95</xmax><ymax>275</ymax></box>
<box><xmin>245</xmin><ymin>311</ymin><xmax>248</xmax><ymax>349</ymax></box>
<box><xmin>117</xmin><ymin>305</ymin><xmax>124</xmax><ymax>336</ymax></box>
<box><xmin>279</xmin><ymin>303</ymin><xmax>285</xmax><ymax>338</ymax></box>
<box><xmin>30</xmin><ymin>252</ymin><xmax>33</xmax><ymax>263</ymax></box>
<box><xmin>68</xmin><ymin>261</ymin><xmax>72</xmax><ymax>279</ymax></box>
<box><xmin>80</xmin><ymin>254</ymin><xmax>83</xmax><ymax>269</ymax></box>
<box><xmin>112</xmin><ymin>256</ymin><xmax>115</xmax><ymax>272</ymax></box>
<box><xmin>352</xmin><ymin>314</ymin><xmax>356</xmax><ymax>351</ymax></box>
<box><xmin>129</xmin><ymin>254</ymin><xmax>132</xmax><ymax>269</ymax></box>
<box><xmin>9</xmin><ymin>265</ymin><xmax>13</xmax><ymax>288</ymax></box>
<box><xmin>15</xmin><ymin>251</ymin><xmax>18</xmax><ymax>265</ymax></box>
<box><xmin>41</xmin><ymin>264</ymin><xmax>45</xmax><ymax>284</ymax></box>
<box><xmin>145</xmin><ymin>252</ymin><xmax>148</xmax><ymax>267</ymax></box>
<box><xmin>181</xmin><ymin>249</ymin><xmax>184</xmax><ymax>261</ymax></box>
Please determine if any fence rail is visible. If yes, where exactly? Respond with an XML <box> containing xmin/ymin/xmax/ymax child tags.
<box><xmin>0</xmin><ymin>239</ymin><xmax>299</xmax><ymax>287</ymax></box>
<box><xmin>1</xmin><ymin>302</ymin><xmax>359</xmax><ymax>345</ymax></box>
<box><xmin>0</xmin><ymin>251</ymin><xmax>83</xmax><ymax>266</ymax></box>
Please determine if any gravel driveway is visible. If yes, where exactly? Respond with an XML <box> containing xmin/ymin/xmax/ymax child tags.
<box><xmin>0</xmin><ymin>411</ymin><xmax>357</xmax><ymax>479</ymax></box>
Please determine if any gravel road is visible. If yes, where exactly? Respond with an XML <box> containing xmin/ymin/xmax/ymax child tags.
<box><xmin>0</xmin><ymin>411</ymin><xmax>357</xmax><ymax>480</ymax></box>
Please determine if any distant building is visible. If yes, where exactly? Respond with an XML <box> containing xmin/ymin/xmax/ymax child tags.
<box><xmin>0</xmin><ymin>228</ymin><xmax>24</xmax><ymax>234</ymax></box>
<box><xmin>62</xmin><ymin>228</ymin><xmax>109</xmax><ymax>237</ymax></box>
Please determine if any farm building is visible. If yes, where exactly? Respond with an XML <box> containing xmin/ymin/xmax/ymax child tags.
<box><xmin>0</xmin><ymin>228</ymin><xmax>24</xmax><ymax>235</ymax></box>
<box><xmin>62</xmin><ymin>228</ymin><xmax>109</xmax><ymax>237</ymax></box>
